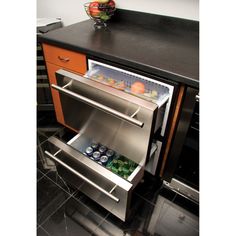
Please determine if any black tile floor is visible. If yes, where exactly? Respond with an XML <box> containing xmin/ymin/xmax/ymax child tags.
<box><xmin>37</xmin><ymin>111</ymin><xmax>199</xmax><ymax>236</ymax></box>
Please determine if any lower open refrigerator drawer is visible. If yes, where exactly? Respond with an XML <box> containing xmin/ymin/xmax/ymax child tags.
<box><xmin>45</xmin><ymin>133</ymin><xmax>144</xmax><ymax>221</ymax></box>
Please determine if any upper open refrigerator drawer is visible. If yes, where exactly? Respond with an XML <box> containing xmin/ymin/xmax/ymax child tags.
<box><xmin>86</xmin><ymin>59</ymin><xmax>171</xmax><ymax>107</ymax></box>
<box><xmin>86</xmin><ymin>60</ymin><xmax>174</xmax><ymax>137</ymax></box>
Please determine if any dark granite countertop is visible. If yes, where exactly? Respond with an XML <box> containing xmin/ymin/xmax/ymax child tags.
<box><xmin>38</xmin><ymin>9</ymin><xmax>199</xmax><ymax>88</ymax></box>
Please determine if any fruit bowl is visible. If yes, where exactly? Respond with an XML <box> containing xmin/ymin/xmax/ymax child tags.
<box><xmin>84</xmin><ymin>1</ymin><xmax>116</xmax><ymax>29</ymax></box>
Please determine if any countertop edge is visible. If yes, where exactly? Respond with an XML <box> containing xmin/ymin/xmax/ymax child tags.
<box><xmin>38</xmin><ymin>36</ymin><xmax>199</xmax><ymax>88</ymax></box>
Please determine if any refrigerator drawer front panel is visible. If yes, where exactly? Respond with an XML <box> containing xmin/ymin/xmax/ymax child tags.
<box><xmin>45</xmin><ymin>135</ymin><xmax>142</xmax><ymax>221</ymax></box>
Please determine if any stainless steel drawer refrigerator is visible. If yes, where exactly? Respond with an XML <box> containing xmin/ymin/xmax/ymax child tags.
<box><xmin>44</xmin><ymin>59</ymin><xmax>176</xmax><ymax>221</ymax></box>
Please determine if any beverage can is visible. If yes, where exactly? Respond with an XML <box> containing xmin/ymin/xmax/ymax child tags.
<box><xmin>100</xmin><ymin>155</ymin><xmax>108</xmax><ymax>165</ymax></box>
<box><xmin>99</xmin><ymin>145</ymin><xmax>107</xmax><ymax>154</ymax></box>
<box><xmin>85</xmin><ymin>146</ymin><xmax>93</xmax><ymax>156</ymax></box>
<box><xmin>91</xmin><ymin>142</ymin><xmax>99</xmax><ymax>150</ymax></box>
<box><xmin>106</xmin><ymin>149</ymin><xmax>115</xmax><ymax>158</ymax></box>
<box><xmin>92</xmin><ymin>151</ymin><xmax>101</xmax><ymax>161</ymax></box>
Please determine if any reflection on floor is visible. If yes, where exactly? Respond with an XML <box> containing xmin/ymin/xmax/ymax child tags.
<box><xmin>37</xmin><ymin>111</ymin><xmax>199</xmax><ymax>236</ymax></box>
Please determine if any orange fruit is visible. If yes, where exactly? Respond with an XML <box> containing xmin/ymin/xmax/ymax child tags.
<box><xmin>131</xmin><ymin>81</ymin><xmax>145</xmax><ymax>94</ymax></box>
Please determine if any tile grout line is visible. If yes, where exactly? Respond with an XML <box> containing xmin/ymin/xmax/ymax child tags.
<box><xmin>38</xmin><ymin>194</ymin><xmax>73</xmax><ymax>228</ymax></box>
<box><xmin>92</xmin><ymin>211</ymin><xmax>111</xmax><ymax>234</ymax></box>
<box><xmin>37</xmin><ymin>167</ymin><xmax>50</xmax><ymax>176</ymax></box>
<box><xmin>37</xmin><ymin>130</ymin><xmax>51</xmax><ymax>147</ymax></box>
<box><xmin>70</xmin><ymin>183</ymin><xmax>111</xmax><ymax>225</ymax></box>
<box><xmin>37</xmin><ymin>138</ymin><xmax>49</xmax><ymax>148</ymax></box>
<box><xmin>157</xmin><ymin>192</ymin><xmax>178</xmax><ymax>223</ymax></box>
<box><xmin>37</xmin><ymin>167</ymin><xmax>79</xmax><ymax>227</ymax></box>
<box><xmin>37</xmin><ymin>168</ymin><xmax>55</xmax><ymax>183</ymax></box>
<box><xmin>43</xmin><ymin>171</ymin><xmax>78</xmax><ymax>197</ymax></box>
<box><xmin>37</xmin><ymin>170</ymin><xmax>78</xmax><ymax>227</ymax></box>
<box><xmin>38</xmin><ymin>225</ymin><xmax>52</xmax><ymax>236</ymax></box>
<box><xmin>71</xmin><ymin>193</ymin><xmax>111</xmax><ymax>236</ymax></box>
<box><xmin>134</xmin><ymin>191</ymin><xmax>160</xmax><ymax>207</ymax></box>
<box><xmin>69</xmin><ymin>182</ymin><xmax>112</xmax><ymax>235</ymax></box>
<box><xmin>37</xmin><ymin>167</ymin><xmax>53</xmax><ymax>181</ymax></box>
<box><xmin>37</xmin><ymin>126</ymin><xmax>64</xmax><ymax>148</ymax></box>
<box><xmin>37</xmin><ymin>173</ymin><xmax>46</xmax><ymax>182</ymax></box>
<box><xmin>56</xmin><ymin>171</ymin><xmax>79</xmax><ymax>195</ymax></box>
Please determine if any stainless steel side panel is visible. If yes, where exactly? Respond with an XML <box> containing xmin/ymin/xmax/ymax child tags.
<box><xmin>164</xmin><ymin>178</ymin><xmax>199</xmax><ymax>203</ymax></box>
<box><xmin>45</xmin><ymin>136</ymin><xmax>136</xmax><ymax>221</ymax></box>
<box><xmin>54</xmin><ymin>69</ymin><xmax>158</xmax><ymax>166</ymax></box>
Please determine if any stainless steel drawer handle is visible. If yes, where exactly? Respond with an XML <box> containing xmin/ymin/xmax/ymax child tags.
<box><xmin>58</xmin><ymin>56</ymin><xmax>70</xmax><ymax>62</ymax></box>
<box><xmin>51</xmin><ymin>83</ymin><xmax>144</xmax><ymax>128</ymax></box>
<box><xmin>45</xmin><ymin>150</ymin><xmax>120</xmax><ymax>203</ymax></box>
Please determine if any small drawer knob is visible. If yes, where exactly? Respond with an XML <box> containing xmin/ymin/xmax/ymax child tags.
<box><xmin>58</xmin><ymin>56</ymin><xmax>70</xmax><ymax>62</ymax></box>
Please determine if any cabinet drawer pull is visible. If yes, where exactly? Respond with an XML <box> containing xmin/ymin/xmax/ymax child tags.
<box><xmin>45</xmin><ymin>150</ymin><xmax>120</xmax><ymax>203</ymax></box>
<box><xmin>58</xmin><ymin>56</ymin><xmax>70</xmax><ymax>62</ymax></box>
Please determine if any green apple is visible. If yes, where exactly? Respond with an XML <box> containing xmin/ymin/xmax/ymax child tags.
<box><xmin>100</xmin><ymin>11</ymin><xmax>110</xmax><ymax>20</ymax></box>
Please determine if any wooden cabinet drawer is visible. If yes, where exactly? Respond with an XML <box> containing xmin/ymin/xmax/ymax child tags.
<box><xmin>42</xmin><ymin>43</ymin><xmax>87</xmax><ymax>74</ymax></box>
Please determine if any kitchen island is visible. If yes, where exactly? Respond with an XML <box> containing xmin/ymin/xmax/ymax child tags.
<box><xmin>38</xmin><ymin>9</ymin><xmax>199</xmax><ymax>220</ymax></box>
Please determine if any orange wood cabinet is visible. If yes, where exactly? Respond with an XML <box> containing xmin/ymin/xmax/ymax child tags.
<box><xmin>42</xmin><ymin>43</ymin><xmax>87</xmax><ymax>127</ymax></box>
